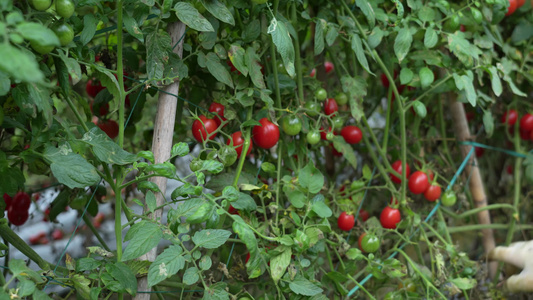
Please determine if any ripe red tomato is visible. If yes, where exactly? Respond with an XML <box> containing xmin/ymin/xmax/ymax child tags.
<box><xmin>390</xmin><ymin>160</ymin><xmax>411</xmax><ymax>184</ymax></box>
<box><xmin>408</xmin><ymin>171</ymin><xmax>430</xmax><ymax>194</ymax></box>
<box><xmin>330</xmin><ymin>144</ymin><xmax>342</xmax><ymax>157</ymax></box>
<box><xmin>252</xmin><ymin>118</ymin><xmax>279</xmax><ymax>149</ymax></box>
<box><xmin>340</xmin><ymin>126</ymin><xmax>363</xmax><ymax>144</ymax></box>
<box><xmin>359</xmin><ymin>209</ymin><xmax>369</xmax><ymax>222</ymax></box>
<box><xmin>309</xmin><ymin>68</ymin><xmax>316</xmax><ymax>77</ymax></box>
<box><xmin>192</xmin><ymin>115</ymin><xmax>218</xmax><ymax>143</ymax></box>
<box><xmin>520</xmin><ymin>128</ymin><xmax>530</xmax><ymax>140</ymax></box>
<box><xmin>29</xmin><ymin>232</ymin><xmax>46</xmax><ymax>245</ymax></box>
<box><xmin>245</xmin><ymin>252</ymin><xmax>250</xmax><ymax>263</ymax></box>
<box><xmin>86</xmin><ymin>79</ymin><xmax>104</xmax><ymax>98</ymax></box>
<box><xmin>95</xmin><ymin>119</ymin><xmax>119</xmax><ymax>139</ymax></box>
<box><xmin>337</xmin><ymin>212</ymin><xmax>355</xmax><ymax>231</ymax></box>
<box><xmin>380</xmin><ymin>206</ymin><xmax>401</xmax><ymax>229</ymax></box>
<box><xmin>475</xmin><ymin>147</ymin><xmax>484</xmax><ymax>157</ymax></box>
<box><xmin>11</xmin><ymin>192</ymin><xmax>31</xmax><ymax>212</ymax></box>
<box><xmin>8</xmin><ymin>207</ymin><xmax>29</xmax><ymax>226</ymax></box>
<box><xmin>228</xmin><ymin>205</ymin><xmax>239</xmax><ymax>215</ymax></box>
<box><xmin>3</xmin><ymin>193</ymin><xmax>12</xmax><ymax>208</ymax></box>
<box><xmin>323</xmin><ymin>98</ymin><xmax>338</xmax><ymax>116</ymax></box>
<box><xmin>424</xmin><ymin>185</ymin><xmax>442</xmax><ymax>202</ymax></box>
<box><xmin>227</xmin><ymin>131</ymin><xmax>252</xmax><ymax>158</ymax></box>
<box><xmin>324</xmin><ymin>61</ymin><xmax>334</xmax><ymax>74</ymax></box>
<box><xmin>52</xmin><ymin>229</ymin><xmax>64</xmax><ymax>240</ymax></box>
<box><xmin>506</xmin><ymin>0</ymin><xmax>519</xmax><ymax>15</ymax></box>
<box><xmin>519</xmin><ymin>113</ymin><xmax>533</xmax><ymax>132</ymax></box>
<box><xmin>90</xmin><ymin>101</ymin><xmax>109</xmax><ymax>116</ymax></box>
<box><xmin>208</xmin><ymin>102</ymin><xmax>226</xmax><ymax>127</ymax></box>
<box><xmin>501</xmin><ymin>109</ymin><xmax>518</xmax><ymax>126</ymax></box>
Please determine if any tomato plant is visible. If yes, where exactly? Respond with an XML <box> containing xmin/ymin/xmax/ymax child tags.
<box><xmin>252</xmin><ymin>118</ymin><xmax>279</xmax><ymax>149</ymax></box>
<box><xmin>441</xmin><ymin>191</ymin><xmax>457</xmax><ymax>207</ymax></box>
<box><xmin>208</xmin><ymin>102</ymin><xmax>226</xmax><ymax>127</ymax></box>
<box><xmin>501</xmin><ymin>109</ymin><xmax>518</xmax><ymax>126</ymax></box>
<box><xmin>337</xmin><ymin>212</ymin><xmax>355</xmax><ymax>231</ymax></box>
<box><xmin>340</xmin><ymin>125</ymin><xmax>362</xmax><ymax>144</ymax></box>
<box><xmin>281</xmin><ymin>114</ymin><xmax>302</xmax><ymax>136</ymax></box>
<box><xmin>408</xmin><ymin>171</ymin><xmax>430</xmax><ymax>195</ymax></box>
<box><xmin>519</xmin><ymin>113</ymin><xmax>533</xmax><ymax>132</ymax></box>
<box><xmin>424</xmin><ymin>185</ymin><xmax>442</xmax><ymax>202</ymax></box>
<box><xmin>380</xmin><ymin>206</ymin><xmax>401</xmax><ymax>229</ymax></box>
<box><xmin>192</xmin><ymin>115</ymin><xmax>218</xmax><ymax>143</ymax></box>
<box><xmin>323</xmin><ymin>98</ymin><xmax>338</xmax><ymax>116</ymax></box>
<box><xmin>360</xmin><ymin>233</ymin><xmax>380</xmax><ymax>253</ymax></box>
<box><xmin>227</xmin><ymin>131</ymin><xmax>252</xmax><ymax>158</ymax></box>
<box><xmin>390</xmin><ymin>160</ymin><xmax>411</xmax><ymax>184</ymax></box>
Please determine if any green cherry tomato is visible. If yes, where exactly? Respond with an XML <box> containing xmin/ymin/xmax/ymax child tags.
<box><xmin>218</xmin><ymin>146</ymin><xmax>237</xmax><ymax>167</ymax></box>
<box><xmin>55</xmin><ymin>0</ymin><xmax>75</xmax><ymax>18</ymax></box>
<box><xmin>315</xmin><ymin>88</ymin><xmax>327</xmax><ymax>101</ymax></box>
<box><xmin>335</xmin><ymin>92</ymin><xmax>348</xmax><ymax>105</ymax></box>
<box><xmin>331</xmin><ymin>116</ymin><xmax>344</xmax><ymax>130</ymax></box>
<box><xmin>412</xmin><ymin>100</ymin><xmax>427</xmax><ymax>118</ymax></box>
<box><xmin>441</xmin><ymin>190</ymin><xmax>457</xmax><ymax>207</ymax></box>
<box><xmin>32</xmin><ymin>0</ymin><xmax>52</xmax><ymax>11</ymax></box>
<box><xmin>471</xmin><ymin>8</ymin><xmax>483</xmax><ymax>24</ymax></box>
<box><xmin>307</xmin><ymin>131</ymin><xmax>320</xmax><ymax>145</ymax></box>
<box><xmin>361</xmin><ymin>233</ymin><xmax>380</xmax><ymax>253</ymax></box>
<box><xmin>52</xmin><ymin>23</ymin><xmax>74</xmax><ymax>46</ymax></box>
<box><xmin>281</xmin><ymin>114</ymin><xmax>302</xmax><ymax>136</ymax></box>
<box><xmin>444</xmin><ymin>14</ymin><xmax>460</xmax><ymax>32</ymax></box>
<box><xmin>326</xmin><ymin>131</ymin><xmax>335</xmax><ymax>141</ymax></box>
<box><xmin>30</xmin><ymin>40</ymin><xmax>54</xmax><ymax>54</ymax></box>
<box><xmin>304</xmin><ymin>101</ymin><xmax>320</xmax><ymax>117</ymax></box>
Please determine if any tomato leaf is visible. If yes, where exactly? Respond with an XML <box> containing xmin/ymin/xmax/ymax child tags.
<box><xmin>174</xmin><ymin>2</ymin><xmax>214</xmax><ymax>32</ymax></box>
<box><xmin>299</xmin><ymin>163</ymin><xmax>324</xmax><ymax>194</ymax></box>
<box><xmin>16</xmin><ymin>22</ymin><xmax>60</xmax><ymax>46</ymax></box>
<box><xmin>246</xmin><ymin>47</ymin><xmax>266</xmax><ymax>89</ymax></box>
<box><xmin>147</xmin><ymin>245</ymin><xmax>185</xmax><ymax>287</ymax></box>
<box><xmin>122</xmin><ymin>221</ymin><xmax>162</xmax><ymax>261</ymax></box>
<box><xmin>146</xmin><ymin>31</ymin><xmax>171</xmax><ymax>81</ymax></box>
<box><xmin>447</xmin><ymin>32</ymin><xmax>482</xmax><ymax>67</ymax></box>
<box><xmin>419</xmin><ymin>67</ymin><xmax>434</xmax><ymax>89</ymax></box>
<box><xmin>44</xmin><ymin>145</ymin><xmax>100</xmax><ymax>189</ymax></box>
<box><xmin>283</xmin><ymin>185</ymin><xmax>306</xmax><ymax>208</ymax></box>
<box><xmin>486</xmin><ymin>66</ymin><xmax>502</xmax><ymax>97</ymax></box>
<box><xmin>449</xmin><ymin>278</ymin><xmax>477</xmax><ymax>290</ymax></box>
<box><xmin>123</xmin><ymin>13</ymin><xmax>144</xmax><ymax>42</ymax></box>
<box><xmin>243</xmin><ymin>19</ymin><xmax>261</xmax><ymax>43</ymax></box>
<box><xmin>341</xmin><ymin>76</ymin><xmax>366</xmax><ymax>122</ymax></box>
<box><xmin>326</xmin><ymin>24</ymin><xmax>339</xmax><ymax>46</ymax></box>
<box><xmin>453</xmin><ymin>73</ymin><xmax>477</xmax><ymax>106</ymax></box>
<box><xmin>105</xmin><ymin>262</ymin><xmax>137</xmax><ymax>296</ymax></box>
<box><xmin>424</xmin><ymin>27</ymin><xmax>438</xmax><ymax>49</ymax></box>
<box><xmin>0</xmin><ymin>44</ymin><xmax>43</xmax><ymax>83</ymax></box>
<box><xmin>228</xmin><ymin>44</ymin><xmax>247</xmax><ymax>76</ymax></box>
<box><xmin>170</xmin><ymin>142</ymin><xmax>189</xmax><ymax>158</ymax></box>
<box><xmin>400</xmin><ymin>68</ymin><xmax>413</xmax><ymax>85</ymax></box>
<box><xmin>314</xmin><ymin>19</ymin><xmax>325</xmax><ymax>55</ymax></box>
<box><xmin>268</xmin><ymin>18</ymin><xmax>295</xmax><ymax>77</ymax></box>
<box><xmin>367</xmin><ymin>27</ymin><xmax>383</xmax><ymax>49</ymax></box>
<box><xmin>231</xmin><ymin>192</ymin><xmax>257</xmax><ymax>211</ymax></box>
<box><xmin>192</xmin><ymin>229</ymin><xmax>231</xmax><ymax>249</ymax></box>
<box><xmin>203</xmin><ymin>282</ymin><xmax>230</xmax><ymax>300</ymax></box>
<box><xmin>351</xmin><ymin>33</ymin><xmax>374</xmax><ymax>75</ymax></box>
<box><xmin>394</xmin><ymin>27</ymin><xmax>412</xmax><ymax>63</ymax></box>
<box><xmin>270</xmin><ymin>247</ymin><xmax>291</xmax><ymax>283</ymax></box>
<box><xmin>82</xmin><ymin>127</ymin><xmax>137</xmax><ymax>165</ymax></box>
<box><xmin>200</xmin><ymin>0</ymin><xmax>235</xmax><ymax>26</ymax></box>
<box><xmin>355</xmin><ymin>0</ymin><xmax>375</xmax><ymax>28</ymax></box>
<box><xmin>289</xmin><ymin>276</ymin><xmax>323</xmax><ymax>296</ymax></box>
<box><xmin>205</xmin><ymin>52</ymin><xmax>234</xmax><ymax>88</ymax></box>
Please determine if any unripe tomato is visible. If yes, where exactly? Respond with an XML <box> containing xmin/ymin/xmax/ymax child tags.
<box><xmin>323</xmin><ymin>98</ymin><xmax>338</xmax><ymax>116</ymax></box>
<box><xmin>331</xmin><ymin>116</ymin><xmax>344</xmax><ymax>131</ymax></box>
<box><xmin>8</xmin><ymin>208</ymin><xmax>29</xmax><ymax>226</ymax></box>
<box><xmin>55</xmin><ymin>0</ymin><xmax>75</xmax><ymax>18</ymax></box>
<box><xmin>227</xmin><ymin>131</ymin><xmax>252</xmax><ymax>158</ymax></box>
<box><xmin>340</xmin><ymin>125</ymin><xmax>362</xmax><ymax>144</ymax></box>
<box><xmin>305</xmin><ymin>101</ymin><xmax>320</xmax><ymax>117</ymax></box>
<box><xmin>218</xmin><ymin>146</ymin><xmax>237</xmax><ymax>167</ymax></box>
<box><xmin>32</xmin><ymin>0</ymin><xmax>52</xmax><ymax>11</ymax></box>
<box><xmin>519</xmin><ymin>113</ymin><xmax>533</xmax><ymax>132</ymax></box>
<box><xmin>423</xmin><ymin>185</ymin><xmax>442</xmax><ymax>202</ymax></box>
<box><xmin>281</xmin><ymin>114</ymin><xmax>302</xmax><ymax>136</ymax></box>
<box><xmin>444</xmin><ymin>14</ymin><xmax>460</xmax><ymax>31</ymax></box>
<box><xmin>320</xmin><ymin>127</ymin><xmax>334</xmax><ymax>140</ymax></box>
<box><xmin>189</xmin><ymin>158</ymin><xmax>203</xmax><ymax>172</ymax></box>
<box><xmin>501</xmin><ymin>109</ymin><xmax>518</xmax><ymax>126</ymax></box>
<box><xmin>192</xmin><ymin>115</ymin><xmax>218</xmax><ymax>143</ymax></box>
<box><xmin>52</xmin><ymin>23</ymin><xmax>74</xmax><ymax>46</ymax></box>
<box><xmin>315</xmin><ymin>88</ymin><xmax>327</xmax><ymax>101</ymax></box>
<box><xmin>441</xmin><ymin>190</ymin><xmax>457</xmax><ymax>207</ymax></box>
<box><xmin>360</xmin><ymin>233</ymin><xmax>380</xmax><ymax>253</ymax></box>
<box><xmin>337</xmin><ymin>212</ymin><xmax>355</xmax><ymax>231</ymax></box>
<box><xmin>335</xmin><ymin>93</ymin><xmax>348</xmax><ymax>105</ymax></box>
<box><xmin>30</xmin><ymin>40</ymin><xmax>54</xmax><ymax>54</ymax></box>
<box><xmin>208</xmin><ymin>102</ymin><xmax>226</xmax><ymax>127</ymax></box>
<box><xmin>252</xmin><ymin>118</ymin><xmax>279</xmax><ymax>149</ymax></box>
<box><xmin>307</xmin><ymin>131</ymin><xmax>320</xmax><ymax>145</ymax></box>
<box><xmin>470</xmin><ymin>8</ymin><xmax>483</xmax><ymax>24</ymax></box>
<box><xmin>390</xmin><ymin>160</ymin><xmax>411</xmax><ymax>184</ymax></box>
<box><xmin>380</xmin><ymin>206</ymin><xmax>401</xmax><ymax>229</ymax></box>
<box><xmin>408</xmin><ymin>171</ymin><xmax>430</xmax><ymax>194</ymax></box>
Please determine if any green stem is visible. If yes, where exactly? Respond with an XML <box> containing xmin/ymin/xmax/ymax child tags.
<box><xmin>114</xmin><ymin>174</ymin><xmax>124</xmax><ymax>263</ymax></box>
<box><xmin>437</xmin><ymin>210</ymin><xmax>452</xmax><ymax>244</ymax></box>
<box><xmin>116</xmin><ymin>0</ymin><xmax>125</xmax><ymax>149</ymax></box>
<box><xmin>346</xmin><ymin>274</ymin><xmax>376</xmax><ymax>300</ymax></box>
<box><xmin>269</xmin><ymin>3</ymin><xmax>281</xmax><ymax>108</ymax></box>
<box><xmin>82</xmin><ymin>214</ymin><xmax>111</xmax><ymax>251</ymax></box>
<box><xmin>63</xmin><ymin>95</ymin><xmax>90</xmax><ymax>133</ymax></box>
<box><xmin>0</xmin><ymin>221</ymin><xmax>49</xmax><ymax>270</ymax></box>
<box><xmin>291</xmin><ymin>2</ymin><xmax>304</xmax><ymax>102</ymax></box>
<box><xmin>382</xmin><ymin>87</ymin><xmax>393</xmax><ymax>152</ymax></box>
<box><xmin>274</xmin><ymin>143</ymin><xmax>282</xmax><ymax>229</ymax></box>
<box><xmin>438</xmin><ymin>97</ymin><xmax>455</xmax><ymax>169</ymax></box>
<box><xmin>439</xmin><ymin>203</ymin><xmax>517</xmax><ymax>220</ymax></box>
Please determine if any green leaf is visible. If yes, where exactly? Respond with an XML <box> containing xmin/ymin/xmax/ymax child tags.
<box><xmin>80</xmin><ymin>14</ymin><xmax>98</xmax><ymax>45</ymax></box>
<box><xmin>145</xmin><ymin>191</ymin><xmax>157</xmax><ymax>213</ymax></box>
<box><xmin>95</xmin><ymin>65</ymin><xmax>121</xmax><ymax>111</ymax></box>
<box><xmin>203</xmin><ymin>282</ymin><xmax>229</xmax><ymax>300</ymax></box>
<box><xmin>199</xmin><ymin>256</ymin><xmax>212</xmax><ymax>270</ymax></box>
<box><xmin>0</xmin><ymin>44</ymin><xmax>43</xmax><ymax>83</ymax></box>
<box><xmin>400</xmin><ymin>68</ymin><xmax>413</xmax><ymax>85</ymax></box>
<box><xmin>341</xmin><ymin>75</ymin><xmax>366</xmax><ymax>122</ymax></box>
<box><xmin>332</xmin><ymin>137</ymin><xmax>358</xmax><ymax>169</ymax></box>
<box><xmin>268</xmin><ymin>18</ymin><xmax>295</xmax><ymax>77</ymax></box>
<box><xmin>453</xmin><ymin>73</ymin><xmax>477</xmax><ymax>106</ymax></box>
<box><xmin>145</xmin><ymin>162</ymin><xmax>176</xmax><ymax>178</ymax></box>
<box><xmin>106</xmin><ymin>262</ymin><xmax>137</xmax><ymax>296</ymax></box>
<box><xmin>450</xmin><ymin>278</ymin><xmax>477</xmax><ymax>290</ymax></box>
<box><xmin>232</xmin><ymin>216</ymin><xmax>261</xmax><ymax>278</ymax></box>
<box><xmin>242</xmin><ymin>19</ymin><xmax>260</xmax><ymax>43</ymax></box>
<box><xmin>245</xmin><ymin>47</ymin><xmax>266</xmax><ymax>89</ymax></box>
<box><xmin>483</xmin><ymin>110</ymin><xmax>494</xmax><ymax>137</ymax></box>
<box><xmin>419</xmin><ymin>67</ymin><xmax>434</xmax><ymax>89</ymax></box>
<box><xmin>192</xmin><ymin>229</ymin><xmax>231</xmax><ymax>249</ymax></box>
<box><xmin>418</xmin><ymin>7</ymin><xmax>435</xmax><ymax>22</ymax></box>
<box><xmin>82</xmin><ymin>127</ymin><xmax>137</xmax><ymax>165</ymax></box>
<box><xmin>148</xmin><ymin>245</ymin><xmax>185</xmax><ymax>287</ymax></box>
<box><xmin>183</xmin><ymin>267</ymin><xmax>200</xmax><ymax>285</ymax></box>
<box><xmin>72</xmin><ymin>274</ymin><xmax>92</xmax><ymax>299</ymax></box>
<box><xmin>367</xmin><ymin>27</ymin><xmax>383</xmax><ymax>49</ymax></box>
<box><xmin>76</xmin><ymin>258</ymin><xmax>102</xmax><ymax>272</ymax></box>
<box><xmin>424</xmin><ymin>27</ymin><xmax>438</xmax><ymax>49</ymax></box>
<box><xmin>325</xmin><ymin>25</ymin><xmax>339</xmax><ymax>46</ymax></box>
<box><xmin>171</xmin><ymin>142</ymin><xmax>189</xmax><ymax>158</ymax></box>
<box><xmin>44</xmin><ymin>145</ymin><xmax>100</xmax><ymax>189</ymax></box>
<box><xmin>200</xmin><ymin>0</ymin><xmax>234</xmax><ymax>25</ymax></box>
<box><xmin>289</xmin><ymin>277</ymin><xmax>323</xmax><ymax>296</ymax></box>
<box><xmin>355</xmin><ymin>0</ymin><xmax>375</xmax><ymax>27</ymax></box>
<box><xmin>487</xmin><ymin>66</ymin><xmax>502</xmax><ymax>97</ymax></box>
<box><xmin>146</xmin><ymin>31</ymin><xmax>171</xmax><ymax>81</ymax></box>
<box><xmin>123</xmin><ymin>13</ymin><xmax>144</xmax><ymax>42</ymax></box>
<box><xmin>511</xmin><ymin>23</ymin><xmax>533</xmax><ymax>44</ymax></box>
<box><xmin>283</xmin><ymin>185</ymin><xmax>306</xmax><ymax>208</ymax></box>
<box><xmin>33</xmin><ymin>289</ymin><xmax>53</xmax><ymax>300</ymax></box>
<box><xmin>228</xmin><ymin>44</ymin><xmax>247</xmax><ymax>76</ymax></box>
<box><xmin>314</xmin><ymin>19</ymin><xmax>325</xmax><ymax>55</ymax></box>
<box><xmin>270</xmin><ymin>247</ymin><xmax>291</xmax><ymax>283</ymax></box>
<box><xmin>447</xmin><ymin>32</ymin><xmax>482</xmax><ymax>67</ymax></box>
<box><xmin>394</xmin><ymin>27</ymin><xmax>412</xmax><ymax>63</ymax></box>
<box><xmin>205</xmin><ymin>52</ymin><xmax>234</xmax><ymax>88</ymax></box>
<box><xmin>16</xmin><ymin>22</ymin><xmax>60</xmax><ymax>46</ymax></box>
<box><xmin>201</xmin><ymin>159</ymin><xmax>225</xmax><ymax>174</ymax></box>
<box><xmin>351</xmin><ymin>33</ymin><xmax>373</xmax><ymax>75</ymax></box>
<box><xmin>231</xmin><ymin>192</ymin><xmax>257</xmax><ymax>211</ymax></box>
<box><xmin>122</xmin><ymin>221</ymin><xmax>162</xmax><ymax>261</ymax></box>
<box><xmin>346</xmin><ymin>248</ymin><xmax>364</xmax><ymax>260</ymax></box>
<box><xmin>174</xmin><ymin>2</ymin><xmax>214</xmax><ymax>32</ymax></box>
<box><xmin>311</xmin><ymin>201</ymin><xmax>332</xmax><ymax>218</ymax></box>
<box><xmin>299</xmin><ymin>163</ymin><xmax>324</xmax><ymax>194</ymax></box>
<box><xmin>0</xmin><ymin>152</ymin><xmax>25</xmax><ymax>196</ymax></box>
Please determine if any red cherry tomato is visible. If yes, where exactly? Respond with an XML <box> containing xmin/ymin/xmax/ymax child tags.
<box><xmin>86</xmin><ymin>79</ymin><xmax>104</xmax><ymax>98</ymax></box>
<box><xmin>519</xmin><ymin>128</ymin><xmax>530</xmax><ymax>140</ymax></box>
<box><xmin>337</xmin><ymin>212</ymin><xmax>355</xmax><ymax>231</ymax></box>
<box><xmin>330</xmin><ymin>144</ymin><xmax>342</xmax><ymax>157</ymax></box>
<box><xmin>324</xmin><ymin>61</ymin><xmax>334</xmax><ymax>74</ymax></box>
<box><xmin>8</xmin><ymin>207</ymin><xmax>29</xmax><ymax>226</ymax></box>
<box><xmin>29</xmin><ymin>232</ymin><xmax>46</xmax><ymax>245</ymax></box>
<box><xmin>506</xmin><ymin>0</ymin><xmax>519</xmax><ymax>15</ymax></box>
<box><xmin>228</xmin><ymin>205</ymin><xmax>239</xmax><ymax>215</ymax></box>
<box><xmin>359</xmin><ymin>209</ymin><xmax>369</xmax><ymax>222</ymax></box>
<box><xmin>309</xmin><ymin>68</ymin><xmax>316</xmax><ymax>77</ymax></box>
<box><xmin>90</xmin><ymin>100</ymin><xmax>109</xmax><ymax>116</ymax></box>
<box><xmin>501</xmin><ymin>110</ymin><xmax>518</xmax><ymax>126</ymax></box>
<box><xmin>423</xmin><ymin>185</ymin><xmax>442</xmax><ymax>202</ymax></box>
<box><xmin>52</xmin><ymin>229</ymin><xmax>64</xmax><ymax>240</ymax></box>
<box><xmin>43</xmin><ymin>207</ymin><xmax>50</xmax><ymax>222</ymax></box>
<box><xmin>252</xmin><ymin>118</ymin><xmax>279</xmax><ymax>149</ymax></box>
<box><xmin>475</xmin><ymin>147</ymin><xmax>484</xmax><ymax>157</ymax></box>
<box><xmin>323</xmin><ymin>98</ymin><xmax>338</xmax><ymax>116</ymax></box>
<box><xmin>517</xmin><ymin>0</ymin><xmax>525</xmax><ymax>6</ymax></box>
<box><xmin>408</xmin><ymin>171</ymin><xmax>430</xmax><ymax>194</ymax></box>
<box><xmin>94</xmin><ymin>119</ymin><xmax>119</xmax><ymax>139</ymax></box>
<box><xmin>380</xmin><ymin>206</ymin><xmax>401</xmax><ymax>229</ymax></box>
<box><xmin>208</xmin><ymin>102</ymin><xmax>226</xmax><ymax>127</ymax></box>
<box><xmin>227</xmin><ymin>131</ymin><xmax>252</xmax><ymax>158</ymax></box>
<box><xmin>340</xmin><ymin>126</ymin><xmax>363</xmax><ymax>144</ymax></box>
<box><xmin>519</xmin><ymin>113</ymin><xmax>533</xmax><ymax>132</ymax></box>
<box><xmin>390</xmin><ymin>160</ymin><xmax>411</xmax><ymax>184</ymax></box>
<box><xmin>3</xmin><ymin>193</ymin><xmax>12</xmax><ymax>209</ymax></box>
<box><xmin>11</xmin><ymin>192</ymin><xmax>31</xmax><ymax>212</ymax></box>
<box><xmin>192</xmin><ymin>115</ymin><xmax>218</xmax><ymax>143</ymax></box>
<box><xmin>245</xmin><ymin>252</ymin><xmax>250</xmax><ymax>263</ymax></box>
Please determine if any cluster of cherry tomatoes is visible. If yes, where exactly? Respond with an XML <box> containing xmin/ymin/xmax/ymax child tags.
<box><xmin>29</xmin><ymin>229</ymin><xmax>63</xmax><ymax>245</ymax></box>
<box><xmin>502</xmin><ymin>110</ymin><xmax>533</xmax><ymax>141</ymax></box>
<box><xmin>3</xmin><ymin>192</ymin><xmax>31</xmax><ymax>226</ymax></box>
<box><xmin>29</xmin><ymin>0</ymin><xmax>75</xmax><ymax>54</ymax></box>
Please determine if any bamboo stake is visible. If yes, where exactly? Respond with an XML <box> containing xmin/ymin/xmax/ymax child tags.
<box><xmin>134</xmin><ymin>21</ymin><xmax>186</xmax><ymax>299</ymax></box>
<box><xmin>449</xmin><ymin>96</ymin><xmax>497</xmax><ymax>279</ymax></box>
